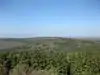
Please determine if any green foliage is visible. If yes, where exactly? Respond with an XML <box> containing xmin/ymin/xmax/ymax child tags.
<box><xmin>0</xmin><ymin>50</ymin><xmax>100</xmax><ymax>75</ymax></box>
<box><xmin>0</xmin><ymin>38</ymin><xmax>100</xmax><ymax>75</ymax></box>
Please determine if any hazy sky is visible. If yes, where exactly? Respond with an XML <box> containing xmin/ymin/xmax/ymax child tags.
<box><xmin>0</xmin><ymin>0</ymin><xmax>100</xmax><ymax>37</ymax></box>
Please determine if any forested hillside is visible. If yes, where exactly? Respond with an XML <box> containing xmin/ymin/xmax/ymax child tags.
<box><xmin>0</xmin><ymin>37</ymin><xmax>100</xmax><ymax>75</ymax></box>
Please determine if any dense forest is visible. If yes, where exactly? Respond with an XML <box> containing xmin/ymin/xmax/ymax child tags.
<box><xmin>0</xmin><ymin>37</ymin><xmax>100</xmax><ymax>75</ymax></box>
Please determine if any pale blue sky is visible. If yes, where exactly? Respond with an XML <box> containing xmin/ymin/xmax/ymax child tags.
<box><xmin>0</xmin><ymin>0</ymin><xmax>100</xmax><ymax>37</ymax></box>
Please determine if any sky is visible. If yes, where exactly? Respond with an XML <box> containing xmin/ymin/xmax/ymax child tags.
<box><xmin>0</xmin><ymin>0</ymin><xmax>100</xmax><ymax>38</ymax></box>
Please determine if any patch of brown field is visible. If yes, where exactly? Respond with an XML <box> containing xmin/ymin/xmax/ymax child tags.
<box><xmin>0</xmin><ymin>40</ymin><xmax>25</xmax><ymax>50</ymax></box>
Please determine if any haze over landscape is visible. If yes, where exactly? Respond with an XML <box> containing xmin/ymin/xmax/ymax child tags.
<box><xmin>0</xmin><ymin>0</ymin><xmax>100</xmax><ymax>38</ymax></box>
<box><xmin>1</xmin><ymin>0</ymin><xmax>100</xmax><ymax>75</ymax></box>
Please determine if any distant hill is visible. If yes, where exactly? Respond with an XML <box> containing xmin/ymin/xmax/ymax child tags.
<box><xmin>0</xmin><ymin>38</ymin><xmax>26</xmax><ymax>50</ymax></box>
<box><xmin>0</xmin><ymin>37</ymin><xmax>100</xmax><ymax>51</ymax></box>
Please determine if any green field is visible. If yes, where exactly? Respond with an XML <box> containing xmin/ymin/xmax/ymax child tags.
<box><xmin>0</xmin><ymin>37</ymin><xmax>100</xmax><ymax>75</ymax></box>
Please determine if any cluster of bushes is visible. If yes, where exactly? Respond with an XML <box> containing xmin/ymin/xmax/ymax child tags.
<box><xmin>0</xmin><ymin>50</ymin><xmax>100</xmax><ymax>75</ymax></box>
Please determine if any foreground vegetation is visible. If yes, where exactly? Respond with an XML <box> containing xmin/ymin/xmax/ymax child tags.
<box><xmin>0</xmin><ymin>37</ymin><xmax>100</xmax><ymax>75</ymax></box>
<box><xmin>0</xmin><ymin>50</ymin><xmax>100</xmax><ymax>75</ymax></box>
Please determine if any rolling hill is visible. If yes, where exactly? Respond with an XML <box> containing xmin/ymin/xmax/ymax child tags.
<box><xmin>0</xmin><ymin>37</ymin><xmax>100</xmax><ymax>75</ymax></box>
<box><xmin>0</xmin><ymin>37</ymin><xmax>100</xmax><ymax>51</ymax></box>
